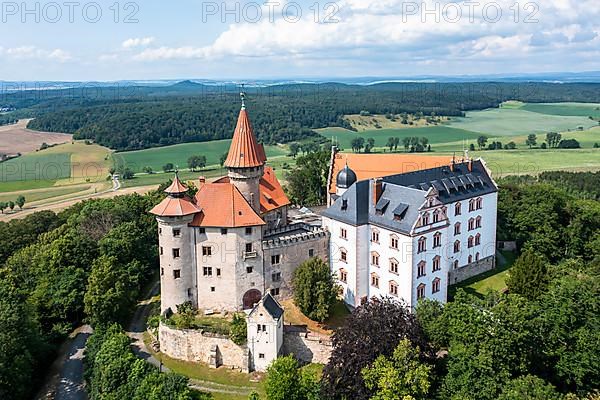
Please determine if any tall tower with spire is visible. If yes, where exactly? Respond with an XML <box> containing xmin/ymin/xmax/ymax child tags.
<box><xmin>224</xmin><ymin>91</ymin><xmax>267</xmax><ymax>213</ymax></box>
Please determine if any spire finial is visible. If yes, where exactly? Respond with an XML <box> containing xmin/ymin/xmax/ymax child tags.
<box><xmin>240</xmin><ymin>84</ymin><xmax>246</xmax><ymax>110</ymax></box>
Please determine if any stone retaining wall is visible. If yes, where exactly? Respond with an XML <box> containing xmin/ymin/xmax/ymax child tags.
<box><xmin>159</xmin><ymin>323</ymin><xmax>250</xmax><ymax>372</ymax></box>
<box><xmin>448</xmin><ymin>254</ymin><xmax>495</xmax><ymax>284</ymax></box>
<box><xmin>283</xmin><ymin>330</ymin><xmax>333</xmax><ymax>365</ymax></box>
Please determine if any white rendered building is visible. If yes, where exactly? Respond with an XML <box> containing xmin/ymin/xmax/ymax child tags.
<box><xmin>323</xmin><ymin>158</ymin><xmax>498</xmax><ymax>308</ymax></box>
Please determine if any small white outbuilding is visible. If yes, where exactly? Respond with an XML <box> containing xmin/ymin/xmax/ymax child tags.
<box><xmin>247</xmin><ymin>293</ymin><xmax>284</xmax><ymax>371</ymax></box>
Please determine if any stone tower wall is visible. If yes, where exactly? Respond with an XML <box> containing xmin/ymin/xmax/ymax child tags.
<box><xmin>227</xmin><ymin>165</ymin><xmax>264</xmax><ymax>213</ymax></box>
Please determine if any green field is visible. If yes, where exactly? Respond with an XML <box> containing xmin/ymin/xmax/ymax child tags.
<box><xmin>521</xmin><ymin>102</ymin><xmax>600</xmax><ymax>118</ymax></box>
<box><xmin>0</xmin><ymin>152</ymin><xmax>72</xmax><ymax>182</ymax></box>
<box><xmin>0</xmin><ymin>179</ymin><xmax>58</xmax><ymax>192</ymax></box>
<box><xmin>113</xmin><ymin>140</ymin><xmax>289</xmax><ymax>173</ymax></box>
<box><xmin>0</xmin><ymin>185</ymin><xmax>91</xmax><ymax>203</ymax></box>
<box><xmin>317</xmin><ymin>126</ymin><xmax>482</xmax><ymax>150</ymax></box>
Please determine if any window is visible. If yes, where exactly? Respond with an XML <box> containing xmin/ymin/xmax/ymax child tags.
<box><xmin>433</xmin><ymin>210</ymin><xmax>440</xmax><ymax>223</ymax></box>
<box><xmin>468</xmin><ymin>218</ymin><xmax>475</xmax><ymax>231</ymax></box>
<box><xmin>475</xmin><ymin>252</ymin><xmax>480</xmax><ymax>261</ymax></box>
<box><xmin>476</xmin><ymin>216</ymin><xmax>482</xmax><ymax>229</ymax></box>
<box><xmin>271</xmin><ymin>254</ymin><xmax>281</xmax><ymax>265</ymax></box>
<box><xmin>161</xmin><ymin>268</ymin><xmax>164</xmax><ymax>276</ymax></box>
<box><xmin>371</xmin><ymin>229</ymin><xmax>379</xmax><ymax>243</ymax></box>
<box><xmin>417</xmin><ymin>261</ymin><xmax>426</xmax><ymax>278</ymax></box>
<box><xmin>270</xmin><ymin>288</ymin><xmax>280</xmax><ymax>296</ymax></box>
<box><xmin>245</xmin><ymin>227</ymin><xmax>252</xmax><ymax>235</ymax></box>
<box><xmin>221</xmin><ymin>228</ymin><xmax>228</xmax><ymax>235</ymax></box>
<box><xmin>455</xmin><ymin>202</ymin><xmax>462</xmax><ymax>216</ymax></box>
<box><xmin>469</xmin><ymin>199</ymin><xmax>475</xmax><ymax>212</ymax></box>
<box><xmin>173</xmin><ymin>228</ymin><xmax>181</xmax><ymax>237</ymax></box>
<box><xmin>453</xmin><ymin>260</ymin><xmax>459</xmax><ymax>269</ymax></box>
<box><xmin>371</xmin><ymin>273</ymin><xmax>379</xmax><ymax>288</ymax></box>
<box><xmin>417</xmin><ymin>284</ymin><xmax>426</xmax><ymax>300</ymax></box>
<box><xmin>433</xmin><ymin>232</ymin><xmax>442</xmax><ymax>248</ymax></box>
<box><xmin>259</xmin><ymin>353</ymin><xmax>265</xmax><ymax>359</ymax></box>
<box><xmin>371</xmin><ymin>252</ymin><xmax>380</xmax><ymax>267</ymax></box>
<box><xmin>340</xmin><ymin>227</ymin><xmax>347</xmax><ymax>239</ymax></box>
<box><xmin>476</xmin><ymin>197</ymin><xmax>483</xmax><ymax>210</ymax></box>
<box><xmin>202</xmin><ymin>246</ymin><xmax>212</xmax><ymax>256</ymax></box>
<box><xmin>468</xmin><ymin>236</ymin><xmax>474</xmax><ymax>248</ymax></box>
<box><xmin>211</xmin><ymin>286</ymin><xmax>215</xmax><ymax>292</ymax></box>
<box><xmin>339</xmin><ymin>269</ymin><xmax>347</xmax><ymax>283</ymax></box>
<box><xmin>390</xmin><ymin>235</ymin><xmax>399</xmax><ymax>249</ymax></box>
<box><xmin>454</xmin><ymin>222</ymin><xmax>461</xmax><ymax>236</ymax></box>
<box><xmin>475</xmin><ymin>233</ymin><xmax>481</xmax><ymax>246</ymax></box>
<box><xmin>245</xmin><ymin>243</ymin><xmax>253</xmax><ymax>252</ymax></box>
<box><xmin>246</xmin><ymin>266</ymin><xmax>253</xmax><ymax>273</ymax></box>
<box><xmin>453</xmin><ymin>240</ymin><xmax>460</xmax><ymax>253</ymax></box>
<box><xmin>203</xmin><ymin>267</ymin><xmax>212</xmax><ymax>276</ymax></box>
<box><xmin>417</xmin><ymin>237</ymin><xmax>427</xmax><ymax>253</ymax></box>
<box><xmin>341</xmin><ymin>199</ymin><xmax>348</xmax><ymax>210</ymax></box>
<box><xmin>172</xmin><ymin>248</ymin><xmax>180</xmax><ymax>258</ymax></box>
<box><xmin>159</xmin><ymin>228</ymin><xmax>162</xmax><ymax>235</ymax></box>
<box><xmin>216</xmin><ymin>268</ymin><xmax>221</xmax><ymax>277</ymax></box>
<box><xmin>389</xmin><ymin>281</ymin><xmax>399</xmax><ymax>297</ymax></box>
<box><xmin>421</xmin><ymin>212</ymin><xmax>430</xmax><ymax>226</ymax></box>
<box><xmin>432</xmin><ymin>256</ymin><xmax>441</xmax><ymax>272</ymax></box>
<box><xmin>309</xmin><ymin>249</ymin><xmax>314</xmax><ymax>257</ymax></box>
<box><xmin>468</xmin><ymin>255</ymin><xmax>473</xmax><ymax>263</ymax></box>
<box><xmin>340</xmin><ymin>249</ymin><xmax>347</xmax><ymax>263</ymax></box>
<box><xmin>432</xmin><ymin>278</ymin><xmax>441</xmax><ymax>294</ymax></box>
<box><xmin>272</xmin><ymin>272</ymin><xmax>281</xmax><ymax>282</ymax></box>
<box><xmin>173</xmin><ymin>269</ymin><xmax>181</xmax><ymax>279</ymax></box>
<box><xmin>389</xmin><ymin>259</ymin><xmax>399</xmax><ymax>274</ymax></box>
<box><xmin>160</xmin><ymin>246</ymin><xmax>163</xmax><ymax>255</ymax></box>
<box><xmin>198</xmin><ymin>227</ymin><xmax>206</xmax><ymax>234</ymax></box>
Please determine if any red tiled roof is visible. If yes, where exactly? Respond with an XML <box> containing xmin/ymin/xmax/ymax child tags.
<box><xmin>150</xmin><ymin>196</ymin><xmax>202</xmax><ymax>217</ymax></box>
<box><xmin>329</xmin><ymin>153</ymin><xmax>453</xmax><ymax>194</ymax></box>
<box><xmin>190</xmin><ymin>182</ymin><xmax>265</xmax><ymax>227</ymax></box>
<box><xmin>214</xmin><ymin>167</ymin><xmax>290</xmax><ymax>214</ymax></box>
<box><xmin>164</xmin><ymin>174</ymin><xmax>188</xmax><ymax>194</ymax></box>
<box><xmin>224</xmin><ymin>108</ymin><xmax>267</xmax><ymax>168</ymax></box>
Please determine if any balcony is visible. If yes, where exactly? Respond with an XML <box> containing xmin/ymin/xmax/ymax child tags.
<box><xmin>243</xmin><ymin>251</ymin><xmax>258</xmax><ymax>260</ymax></box>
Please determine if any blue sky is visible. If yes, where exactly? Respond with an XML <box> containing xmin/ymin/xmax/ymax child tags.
<box><xmin>0</xmin><ymin>0</ymin><xmax>598</xmax><ymax>81</ymax></box>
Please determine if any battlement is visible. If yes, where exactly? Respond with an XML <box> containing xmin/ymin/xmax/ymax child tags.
<box><xmin>262</xmin><ymin>223</ymin><xmax>329</xmax><ymax>249</ymax></box>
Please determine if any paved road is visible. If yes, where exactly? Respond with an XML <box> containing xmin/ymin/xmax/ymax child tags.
<box><xmin>55</xmin><ymin>326</ymin><xmax>93</xmax><ymax>400</ymax></box>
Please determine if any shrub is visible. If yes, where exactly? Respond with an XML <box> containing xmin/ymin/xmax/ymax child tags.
<box><xmin>229</xmin><ymin>313</ymin><xmax>247</xmax><ymax>345</ymax></box>
<box><xmin>292</xmin><ymin>257</ymin><xmax>338</xmax><ymax>322</ymax></box>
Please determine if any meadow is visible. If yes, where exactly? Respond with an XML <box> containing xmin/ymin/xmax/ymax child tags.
<box><xmin>113</xmin><ymin>140</ymin><xmax>289</xmax><ymax>173</ymax></box>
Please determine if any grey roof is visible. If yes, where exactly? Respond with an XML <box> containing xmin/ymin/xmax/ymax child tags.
<box><xmin>261</xmin><ymin>293</ymin><xmax>284</xmax><ymax>320</ymax></box>
<box><xmin>336</xmin><ymin>164</ymin><xmax>357</xmax><ymax>189</ymax></box>
<box><xmin>323</xmin><ymin>159</ymin><xmax>497</xmax><ymax>234</ymax></box>
<box><xmin>383</xmin><ymin>160</ymin><xmax>497</xmax><ymax>203</ymax></box>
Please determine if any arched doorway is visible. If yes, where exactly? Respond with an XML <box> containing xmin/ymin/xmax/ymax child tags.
<box><xmin>242</xmin><ymin>289</ymin><xmax>262</xmax><ymax>309</ymax></box>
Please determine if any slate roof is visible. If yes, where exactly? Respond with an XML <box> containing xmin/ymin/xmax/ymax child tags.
<box><xmin>382</xmin><ymin>160</ymin><xmax>497</xmax><ymax>203</ymax></box>
<box><xmin>250</xmin><ymin>293</ymin><xmax>284</xmax><ymax>320</ymax></box>
<box><xmin>323</xmin><ymin>159</ymin><xmax>497</xmax><ymax>234</ymax></box>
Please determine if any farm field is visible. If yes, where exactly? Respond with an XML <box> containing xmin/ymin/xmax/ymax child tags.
<box><xmin>0</xmin><ymin>184</ymin><xmax>92</xmax><ymax>204</ymax></box>
<box><xmin>0</xmin><ymin>118</ymin><xmax>72</xmax><ymax>155</ymax></box>
<box><xmin>520</xmin><ymin>102</ymin><xmax>600</xmax><ymax>118</ymax></box>
<box><xmin>344</xmin><ymin>113</ymin><xmax>449</xmax><ymax>131</ymax></box>
<box><xmin>113</xmin><ymin>140</ymin><xmax>289</xmax><ymax>173</ymax></box>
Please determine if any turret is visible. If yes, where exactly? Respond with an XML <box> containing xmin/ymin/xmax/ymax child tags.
<box><xmin>224</xmin><ymin>92</ymin><xmax>266</xmax><ymax>213</ymax></box>
<box><xmin>335</xmin><ymin>161</ymin><xmax>357</xmax><ymax>197</ymax></box>
<box><xmin>150</xmin><ymin>174</ymin><xmax>202</xmax><ymax>314</ymax></box>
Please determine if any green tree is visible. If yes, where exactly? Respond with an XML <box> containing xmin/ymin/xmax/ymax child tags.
<box><xmin>292</xmin><ymin>257</ymin><xmax>338</xmax><ymax>322</ymax></box>
<box><xmin>220</xmin><ymin>151</ymin><xmax>229</xmax><ymax>167</ymax></box>
<box><xmin>8</xmin><ymin>201</ymin><xmax>15</xmax><ymax>211</ymax></box>
<box><xmin>229</xmin><ymin>313</ymin><xmax>247</xmax><ymax>345</ymax></box>
<box><xmin>285</xmin><ymin>150</ymin><xmax>330</xmax><ymax>206</ymax></box>
<box><xmin>469</xmin><ymin>143</ymin><xmax>475</xmax><ymax>151</ymax></box>
<box><xmin>387</xmin><ymin>137</ymin><xmax>396</xmax><ymax>151</ymax></box>
<box><xmin>187</xmin><ymin>155</ymin><xmax>207</xmax><ymax>171</ymax></box>
<box><xmin>525</xmin><ymin>134</ymin><xmax>537</xmax><ymax>149</ymax></box>
<box><xmin>477</xmin><ymin>136</ymin><xmax>488</xmax><ymax>149</ymax></box>
<box><xmin>362</xmin><ymin>339</ymin><xmax>432</xmax><ymax>400</ymax></box>
<box><xmin>289</xmin><ymin>143</ymin><xmax>300</xmax><ymax>158</ymax></box>
<box><xmin>162</xmin><ymin>163</ymin><xmax>174</xmax><ymax>173</ymax></box>
<box><xmin>402</xmin><ymin>137</ymin><xmax>411</xmax><ymax>152</ymax></box>
<box><xmin>142</xmin><ymin>166</ymin><xmax>153</xmax><ymax>174</ymax></box>
<box><xmin>506</xmin><ymin>250</ymin><xmax>549</xmax><ymax>300</ymax></box>
<box><xmin>265</xmin><ymin>355</ymin><xmax>302</xmax><ymax>400</ymax></box>
<box><xmin>393</xmin><ymin>137</ymin><xmax>400</xmax><ymax>151</ymax></box>
<box><xmin>351</xmin><ymin>137</ymin><xmax>365</xmax><ymax>152</ymax></box>
<box><xmin>498</xmin><ymin>375</ymin><xmax>561</xmax><ymax>400</ymax></box>
<box><xmin>506</xmin><ymin>141</ymin><xmax>516</xmax><ymax>149</ymax></box>
<box><xmin>415</xmin><ymin>299</ymin><xmax>448</xmax><ymax>349</ymax></box>
<box><xmin>15</xmin><ymin>195</ymin><xmax>26</xmax><ymax>210</ymax></box>
<box><xmin>0</xmin><ymin>202</ymin><xmax>6</xmax><ymax>213</ymax></box>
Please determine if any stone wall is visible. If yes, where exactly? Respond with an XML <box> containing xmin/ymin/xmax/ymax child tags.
<box><xmin>448</xmin><ymin>254</ymin><xmax>495</xmax><ymax>284</ymax></box>
<box><xmin>282</xmin><ymin>328</ymin><xmax>333</xmax><ymax>365</ymax></box>
<box><xmin>159</xmin><ymin>323</ymin><xmax>250</xmax><ymax>372</ymax></box>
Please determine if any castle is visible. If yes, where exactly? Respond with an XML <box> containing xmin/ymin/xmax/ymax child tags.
<box><xmin>150</xmin><ymin>97</ymin><xmax>498</xmax><ymax>371</ymax></box>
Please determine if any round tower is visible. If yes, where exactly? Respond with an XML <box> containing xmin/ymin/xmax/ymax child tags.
<box><xmin>336</xmin><ymin>161</ymin><xmax>357</xmax><ymax>197</ymax></box>
<box><xmin>224</xmin><ymin>92</ymin><xmax>267</xmax><ymax>213</ymax></box>
<box><xmin>150</xmin><ymin>174</ymin><xmax>202</xmax><ymax>314</ymax></box>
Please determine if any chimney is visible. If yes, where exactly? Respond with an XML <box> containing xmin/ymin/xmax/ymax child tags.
<box><xmin>373</xmin><ymin>179</ymin><xmax>383</xmax><ymax>205</ymax></box>
<box><xmin>468</xmin><ymin>159</ymin><xmax>473</xmax><ymax>172</ymax></box>
<box><xmin>449</xmin><ymin>159</ymin><xmax>455</xmax><ymax>172</ymax></box>
<box><xmin>198</xmin><ymin>176</ymin><xmax>206</xmax><ymax>184</ymax></box>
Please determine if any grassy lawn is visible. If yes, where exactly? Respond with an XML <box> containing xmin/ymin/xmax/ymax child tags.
<box><xmin>0</xmin><ymin>151</ymin><xmax>72</xmax><ymax>182</ymax></box>
<box><xmin>520</xmin><ymin>102</ymin><xmax>600</xmax><ymax>118</ymax></box>
<box><xmin>0</xmin><ymin>184</ymin><xmax>91</xmax><ymax>203</ymax></box>
<box><xmin>449</xmin><ymin>250</ymin><xmax>517</xmax><ymax>299</ymax></box>
<box><xmin>0</xmin><ymin>179</ymin><xmax>58</xmax><ymax>192</ymax></box>
<box><xmin>281</xmin><ymin>299</ymin><xmax>349</xmax><ymax>335</ymax></box>
<box><xmin>113</xmin><ymin>140</ymin><xmax>289</xmax><ymax>173</ymax></box>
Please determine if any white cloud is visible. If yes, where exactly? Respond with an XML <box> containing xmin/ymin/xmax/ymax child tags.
<box><xmin>0</xmin><ymin>46</ymin><xmax>72</xmax><ymax>62</ymax></box>
<box><xmin>122</xmin><ymin>37</ymin><xmax>156</xmax><ymax>49</ymax></box>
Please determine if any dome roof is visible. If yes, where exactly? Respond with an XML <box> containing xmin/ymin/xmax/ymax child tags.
<box><xmin>336</xmin><ymin>163</ymin><xmax>357</xmax><ymax>189</ymax></box>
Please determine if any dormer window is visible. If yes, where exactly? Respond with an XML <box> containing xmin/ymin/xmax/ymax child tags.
<box><xmin>341</xmin><ymin>199</ymin><xmax>348</xmax><ymax>210</ymax></box>
<box><xmin>421</xmin><ymin>212</ymin><xmax>430</xmax><ymax>226</ymax></box>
